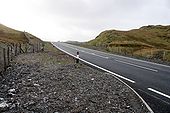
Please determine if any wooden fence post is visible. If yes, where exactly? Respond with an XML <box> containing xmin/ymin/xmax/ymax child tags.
<box><xmin>19</xmin><ymin>43</ymin><xmax>21</xmax><ymax>54</ymax></box>
<box><xmin>41</xmin><ymin>43</ymin><xmax>45</xmax><ymax>51</ymax></box>
<box><xmin>36</xmin><ymin>43</ymin><xmax>37</xmax><ymax>52</ymax></box>
<box><xmin>25</xmin><ymin>43</ymin><xmax>28</xmax><ymax>53</ymax></box>
<box><xmin>33</xmin><ymin>45</ymin><xmax>35</xmax><ymax>53</ymax></box>
<box><xmin>37</xmin><ymin>43</ymin><xmax>39</xmax><ymax>52</ymax></box>
<box><xmin>15</xmin><ymin>44</ymin><xmax>17</xmax><ymax>56</ymax></box>
<box><xmin>10</xmin><ymin>45</ymin><xmax>13</xmax><ymax>61</ymax></box>
<box><xmin>3</xmin><ymin>48</ymin><xmax>6</xmax><ymax>70</ymax></box>
<box><xmin>7</xmin><ymin>46</ymin><xmax>10</xmax><ymax>65</ymax></box>
<box><xmin>163</xmin><ymin>51</ymin><xmax>166</xmax><ymax>60</ymax></box>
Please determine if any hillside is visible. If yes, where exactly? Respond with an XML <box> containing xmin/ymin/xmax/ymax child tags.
<box><xmin>0</xmin><ymin>24</ymin><xmax>41</xmax><ymax>44</ymax></box>
<box><xmin>87</xmin><ymin>25</ymin><xmax>170</xmax><ymax>61</ymax></box>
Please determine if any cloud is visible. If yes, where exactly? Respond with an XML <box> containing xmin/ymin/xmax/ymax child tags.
<box><xmin>0</xmin><ymin>0</ymin><xmax>170</xmax><ymax>41</ymax></box>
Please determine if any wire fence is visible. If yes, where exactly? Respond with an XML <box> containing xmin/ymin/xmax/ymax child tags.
<box><xmin>0</xmin><ymin>42</ymin><xmax>44</xmax><ymax>72</ymax></box>
<box><xmin>107</xmin><ymin>46</ymin><xmax>170</xmax><ymax>62</ymax></box>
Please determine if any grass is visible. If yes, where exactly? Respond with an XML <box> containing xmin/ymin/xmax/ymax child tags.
<box><xmin>0</xmin><ymin>24</ymin><xmax>42</xmax><ymax>44</ymax></box>
<box><xmin>86</xmin><ymin>25</ymin><xmax>170</xmax><ymax>62</ymax></box>
<box><xmin>44</xmin><ymin>42</ymin><xmax>61</xmax><ymax>53</ymax></box>
<box><xmin>43</xmin><ymin>42</ymin><xmax>74</xmax><ymax>64</ymax></box>
<box><xmin>0</xmin><ymin>24</ymin><xmax>28</xmax><ymax>43</ymax></box>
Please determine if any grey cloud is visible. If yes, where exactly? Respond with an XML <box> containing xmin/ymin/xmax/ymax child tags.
<box><xmin>40</xmin><ymin>0</ymin><xmax>170</xmax><ymax>41</ymax></box>
<box><xmin>43</xmin><ymin>0</ymin><xmax>149</xmax><ymax>29</ymax></box>
<box><xmin>45</xmin><ymin>0</ymin><xmax>147</xmax><ymax>19</ymax></box>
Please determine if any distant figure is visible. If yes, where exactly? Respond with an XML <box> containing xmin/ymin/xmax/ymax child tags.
<box><xmin>76</xmin><ymin>51</ymin><xmax>79</xmax><ymax>63</ymax></box>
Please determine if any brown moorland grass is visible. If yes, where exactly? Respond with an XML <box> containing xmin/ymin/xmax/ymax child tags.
<box><xmin>0</xmin><ymin>24</ymin><xmax>28</xmax><ymax>43</ymax></box>
<box><xmin>0</xmin><ymin>24</ymin><xmax>42</xmax><ymax>44</ymax></box>
<box><xmin>87</xmin><ymin>25</ymin><xmax>170</xmax><ymax>62</ymax></box>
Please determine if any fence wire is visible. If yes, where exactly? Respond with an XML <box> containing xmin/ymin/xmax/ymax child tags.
<box><xmin>0</xmin><ymin>42</ymin><xmax>44</xmax><ymax>72</ymax></box>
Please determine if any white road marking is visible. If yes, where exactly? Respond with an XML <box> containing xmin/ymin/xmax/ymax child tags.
<box><xmin>148</xmin><ymin>88</ymin><xmax>170</xmax><ymax>99</ymax></box>
<box><xmin>52</xmin><ymin>43</ymin><xmax>135</xmax><ymax>83</ymax></box>
<box><xmin>52</xmin><ymin>42</ymin><xmax>154</xmax><ymax>113</ymax></box>
<box><xmin>65</xmin><ymin>43</ymin><xmax>170</xmax><ymax>69</ymax></box>
<box><xmin>66</xmin><ymin>46</ymin><xmax>109</xmax><ymax>59</ymax></box>
<box><xmin>79</xmin><ymin>50</ymin><xmax>109</xmax><ymax>59</ymax></box>
<box><xmin>90</xmin><ymin>53</ymin><xmax>109</xmax><ymax>59</ymax></box>
<box><xmin>111</xmin><ymin>54</ymin><xmax>170</xmax><ymax>69</ymax></box>
<box><xmin>139</xmin><ymin>88</ymin><xmax>170</xmax><ymax>105</ymax></box>
<box><xmin>115</xmin><ymin>59</ymin><xmax>158</xmax><ymax>72</ymax></box>
<box><xmin>80</xmin><ymin>58</ymin><xmax>135</xmax><ymax>83</ymax></box>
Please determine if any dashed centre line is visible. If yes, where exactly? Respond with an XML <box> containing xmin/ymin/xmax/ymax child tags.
<box><xmin>115</xmin><ymin>59</ymin><xmax>158</xmax><ymax>72</ymax></box>
<box><xmin>67</xmin><ymin>46</ymin><xmax>109</xmax><ymax>59</ymax></box>
<box><xmin>52</xmin><ymin>43</ymin><xmax>135</xmax><ymax>84</ymax></box>
<box><xmin>54</xmin><ymin>42</ymin><xmax>170</xmax><ymax>112</ymax></box>
<box><xmin>148</xmin><ymin>88</ymin><xmax>170</xmax><ymax>99</ymax></box>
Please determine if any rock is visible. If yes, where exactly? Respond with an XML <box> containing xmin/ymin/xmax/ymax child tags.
<box><xmin>33</xmin><ymin>83</ymin><xmax>40</xmax><ymax>87</ymax></box>
<box><xmin>91</xmin><ymin>78</ymin><xmax>94</xmax><ymax>81</ymax></box>
<box><xmin>0</xmin><ymin>52</ymin><xmax>150</xmax><ymax>113</ymax></box>
<box><xmin>0</xmin><ymin>98</ymin><xmax>4</xmax><ymax>101</ymax></box>
<box><xmin>8</xmin><ymin>89</ymin><xmax>15</xmax><ymax>93</ymax></box>
<box><xmin>75</xmin><ymin>97</ymin><xmax>78</xmax><ymax>102</ymax></box>
<box><xmin>0</xmin><ymin>101</ymin><xmax>9</xmax><ymax>112</ymax></box>
<box><xmin>23</xmin><ymin>101</ymin><xmax>36</xmax><ymax>108</ymax></box>
<box><xmin>108</xmin><ymin>100</ymin><xmax>111</xmax><ymax>104</ymax></box>
<box><xmin>7</xmin><ymin>93</ymin><xmax>15</xmax><ymax>98</ymax></box>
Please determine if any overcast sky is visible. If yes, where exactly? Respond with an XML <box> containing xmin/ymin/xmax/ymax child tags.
<box><xmin>0</xmin><ymin>0</ymin><xmax>170</xmax><ymax>42</ymax></box>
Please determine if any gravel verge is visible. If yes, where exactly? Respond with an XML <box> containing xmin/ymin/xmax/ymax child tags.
<box><xmin>0</xmin><ymin>48</ymin><xmax>150</xmax><ymax>113</ymax></box>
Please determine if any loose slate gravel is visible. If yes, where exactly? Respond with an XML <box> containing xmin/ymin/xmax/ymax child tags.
<box><xmin>0</xmin><ymin>52</ymin><xmax>150</xmax><ymax>113</ymax></box>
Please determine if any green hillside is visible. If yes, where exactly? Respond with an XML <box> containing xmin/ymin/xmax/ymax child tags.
<box><xmin>87</xmin><ymin>25</ymin><xmax>170</xmax><ymax>62</ymax></box>
<box><xmin>0</xmin><ymin>24</ymin><xmax>41</xmax><ymax>44</ymax></box>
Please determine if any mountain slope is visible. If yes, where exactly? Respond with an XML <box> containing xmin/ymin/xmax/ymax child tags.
<box><xmin>87</xmin><ymin>25</ymin><xmax>170</xmax><ymax>61</ymax></box>
<box><xmin>0</xmin><ymin>24</ymin><xmax>41</xmax><ymax>44</ymax></box>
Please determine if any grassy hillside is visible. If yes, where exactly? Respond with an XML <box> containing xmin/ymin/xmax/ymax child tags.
<box><xmin>0</xmin><ymin>24</ymin><xmax>42</xmax><ymax>44</ymax></box>
<box><xmin>0</xmin><ymin>24</ymin><xmax>28</xmax><ymax>43</ymax></box>
<box><xmin>87</xmin><ymin>25</ymin><xmax>170</xmax><ymax>62</ymax></box>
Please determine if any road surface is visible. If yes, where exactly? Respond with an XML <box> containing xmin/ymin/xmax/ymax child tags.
<box><xmin>52</xmin><ymin>42</ymin><xmax>170</xmax><ymax>113</ymax></box>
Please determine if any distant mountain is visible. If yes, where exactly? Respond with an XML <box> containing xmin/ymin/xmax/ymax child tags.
<box><xmin>0</xmin><ymin>24</ymin><xmax>42</xmax><ymax>44</ymax></box>
<box><xmin>87</xmin><ymin>25</ymin><xmax>170</xmax><ymax>61</ymax></box>
<box><xmin>66</xmin><ymin>41</ymin><xmax>84</xmax><ymax>45</ymax></box>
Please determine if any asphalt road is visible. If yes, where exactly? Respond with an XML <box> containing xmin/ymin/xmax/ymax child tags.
<box><xmin>52</xmin><ymin>42</ymin><xmax>170</xmax><ymax>113</ymax></box>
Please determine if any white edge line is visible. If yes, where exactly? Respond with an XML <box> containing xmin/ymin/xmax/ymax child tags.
<box><xmin>108</xmin><ymin>52</ymin><xmax>170</xmax><ymax>69</ymax></box>
<box><xmin>51</xmin><ymin>42</ymin><xmax>154</xmax><ymax>113</ymax></box>
<box><xmin>65</xmin><ymin>43</ymin><xmax>170</xmax><ymax>69</ymax></box>
<box><xmin>148</xmin><ymin>88</ymin><xmax>170</xmax><ymax>99</ymax></box>
<box><xmin>115</xmin><ymin>59</ymin><xmax>158</xmax><ymax>72</ymax></box>
<box><xmin>52</xmin><ymin>43</ymin><xmax>135</xmax><ymax>83</ymax></box>
<box><xmin>67</xmin><ymin>46</ymin><xmax>109</xmax><ymax>59</ymax></box>
<box><xmin>138</xmin><ymin>88</ymin><xmax>170</xmax><ymax>105</ymax></box>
